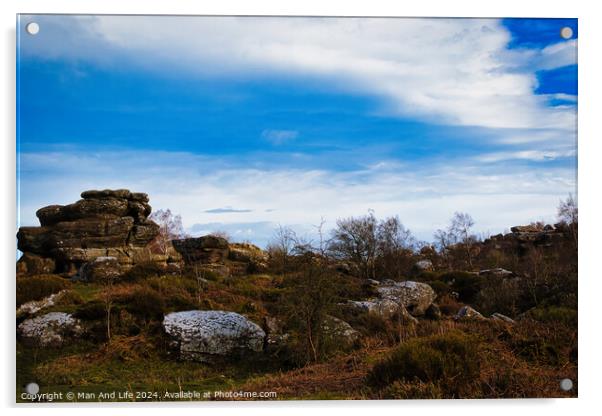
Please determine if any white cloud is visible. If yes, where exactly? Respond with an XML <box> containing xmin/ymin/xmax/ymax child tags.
<box><xmin>18</xmin><ymin>149</ymin><xmax>576</xmax><ymax>244</ymax></box>
<box><xmin>21</xmin><ymin>15</ymin><xmax>577</xmax><ymax>132</ymax></box>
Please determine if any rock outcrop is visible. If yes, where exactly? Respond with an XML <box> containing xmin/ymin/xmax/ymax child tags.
<box><xmin>17</xmin><ymin>189</ymin><xmax>163</xmax><ymax>276</ymax></box>
<box><xmin>18</xmin><ymin>312</ymin><xmax>84</xmax><ymax>347</ymax></box>
<box><xmin>163</xmin><ymin>310</ymin><xmax>265</xmax><ymax>362</ymax></box>
<box><xmin>172</xmin><ymin>237</ymin><xmax>268</xmax><ymax>277</ymax></box>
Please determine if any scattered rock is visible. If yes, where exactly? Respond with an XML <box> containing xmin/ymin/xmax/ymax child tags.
<box><xmin>163</xmin><ymin>310</ymin><xmax>265</xmax><ymax>362</ymax></box>
<box><xmin>491</xmin><ymin>312</ymin><xmax>516</xmax><ymax>324</ymax></box>
<box><xmin>18</xmin><ymin>312</ymin><xmax>83</xmax><ymax>347</ymax></box>
<box><xmin>322</xmin><ymin>315</ymin><xmax>360</xmax><ymax>346</ymax></box>
<box><xmin>454</xmin><ymin>305</ymin><xmax>485</xmax><ymax>320</ymax></box>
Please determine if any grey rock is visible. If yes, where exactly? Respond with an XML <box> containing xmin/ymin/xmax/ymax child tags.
<box><xmin>491</xmin><ymin>312</ymin><xmax>515</xmax><ymax>323</ymax></box>
<box><xmin>163</xmin><ymin>310</ymin><xmax>265</xmax><ymax>362</ymax></box>
<box><xmin>455</xmin><ymin>305</ymin><xmax>485</xmax><ymax>320</ymax></box>
<box><xmin>376</xmin><ymin>281</ymin><xmax>436</xmax><ymax>316</ymax></box>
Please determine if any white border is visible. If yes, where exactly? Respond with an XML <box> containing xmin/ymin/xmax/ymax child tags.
<box><xmin>2</xmin><ymin>1</ymin><xmax>600</xmax><ymax>415</ymax></box>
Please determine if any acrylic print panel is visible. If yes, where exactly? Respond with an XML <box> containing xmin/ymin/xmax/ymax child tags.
<box><xmin>16</xmin><ymin>15</ymin><xmax>578</xmax><ymax>402</ymax></box>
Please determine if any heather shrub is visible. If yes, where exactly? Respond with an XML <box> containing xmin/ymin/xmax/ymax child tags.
<box><xmin>16</xmin><ymin>274</ymin><xmax>71</xmax><ymax>306</ymax></box>
<box><xmin>367</xmin><ymin>331</ymin><xmax>480</xmax><ymax>394</ymax></box>
<box><xmin>439</xmin><ymin>271</ymin><xmax>483</xmax><ymax>303</ymax></box>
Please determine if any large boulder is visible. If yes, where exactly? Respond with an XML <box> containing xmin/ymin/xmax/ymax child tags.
<box><xmin>376</xmin><ymin>281</ymin><xmax>436</xmax><ymax>316</ymax></box>
<box><xmin>347</xmin><ymin>299</ymin><xmax>403</xmax><ymax>319</ymax></box>
<box><xmin>16</xmin><ymin>189</ymin><xmax>161</xmax><ymax>276</ymax></box>
<box><xmin>163</xmin><ymin>310</ymin><xmax>265</xmax><ymax>362</ymax></box>
<box><xmin>18</xmin><ymin>312</ymin><xmax>83</xmax><ymax>347</ymax></box>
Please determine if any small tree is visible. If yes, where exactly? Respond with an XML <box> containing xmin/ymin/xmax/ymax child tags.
<box><xmin>449</xmin><ymin>212</ymin><xmax>476</xmax><ymax>269</ymax></box>
<box><xmin>149</xmin><ymin>209</ymin><xmax>188</xmax><ymax>255</ymax></box>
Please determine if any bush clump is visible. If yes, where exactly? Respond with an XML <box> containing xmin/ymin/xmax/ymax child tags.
<box><xmin>74</xmin><ymin>300</ymin><xmax>107</xmax><ymax>321</ymax></box>
<box><xmin>16</xmin><ymin>274</ymin><xmax>71</xmax><ymax>306</ymax></box>
<box><xmin>367</xmin><ymin>331</ymin><xmax>480</xmax><ymax>395</ymax></box>
<box><xmin>439</xmin><ymin>271</ymin><xmax>483</xmax><ymax>303</ymax></box>
<box><xmin>121</xmin><ymin>286</ymin><xmax>165</xmax><ymax>321</ymax></box>
<box><xmin>526</xmin><ymin>306</ymin><xmax>577</xmax><ymax>327</ymax></box>
<box><xmin>123</xmin><ymin>261</ymin><xmax>165</xmax><ymax>282</ymax></box>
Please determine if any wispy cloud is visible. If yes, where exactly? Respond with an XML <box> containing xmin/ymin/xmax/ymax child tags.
<box><xmin>261</xmin><ymin>129</ymin><xmax>299</xmax><ymax>145</ymax></box>
<box><xmin>18</xmin><ymin>149</ymin><xmax>576</xmax><ymax>244</ymax></box>
<box><xmin>204</xmin><ymin>207</ymin><xmax>253</xmax><ymax>214</ymax></box>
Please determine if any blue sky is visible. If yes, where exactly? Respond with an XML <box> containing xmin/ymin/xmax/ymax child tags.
<box><xmin>17</xmin><ymin>16</ymin><xmax>577</xmax><ymax>246</ymax></box>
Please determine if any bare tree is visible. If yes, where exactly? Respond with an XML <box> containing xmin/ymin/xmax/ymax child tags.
<box><xmin>328</xmin><ymin>212</ymin><xmax>379</xmax><ymax>279</ymax></box>
<box><xmin>558</xmin><ymin>194</ymin><xmax>578</xmax><ymax>246</ymax></box>
<box><xmin>449</xmin><ymin>212</ymin><xmax>476</xmax><ymax>269</ymax></box>
<box><xmin>376</xmin><ymin>216</ymin><xmax>416</xmax><ymax>279</ymax></box>
<box><xmin>434</xmin><ymin>228</ymin><xmax>454</xmax><ymax>270</ymax></box>
<box><xmin>149</xmin><ymin>209</ymin><xmax>188</xmax><ymax>255</ymax></box>
<box><xmin>267</xmin><ymin>225</ymin><xmax>298</xmax><ymax>273</ymax></box>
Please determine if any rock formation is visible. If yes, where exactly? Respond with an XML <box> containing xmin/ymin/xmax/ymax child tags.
<box><xmin>17</xmin><ymin>189</ymin><xmax>164</xmax><ymax>276</ymax></box>
<box><xmin>172</xmin><ymin>236</ymin><xmax>268</xmax><ymax>277</ymax></box>
<box><xmin>162</xmin><ymin>310</ymin><xmax>265</xmax><ymax>362</ymax></box>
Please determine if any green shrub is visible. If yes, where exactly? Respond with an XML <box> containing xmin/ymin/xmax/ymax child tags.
<box><xmin>367</xmin><ymin>331</ymin><xmax>480</xmax><ymax>392</ymax></box>
<box><xmin>381</xmin><ymin>380</ymin><xmax>444</xmax><ymax>399</ymax></box>
<box><xmin>16</xmin><ymin>274</ymin><xmax>71</xmax><ymax>306</ymax></box>
<box><xmin>439</xmin><ymin>271</ymin><xmax>483</xmax><ymax>303</ymax></box>
<box><xmin>122</xmin><ymin>287</ymin><xmax>165</xmax><ymax>320</ymax></box>
<box><xmin>123</xmin><ymin>261</ymin><xmax>165</xmax><ymax>282</ymax></box>
<box><xmin>54</xmin><ymin>290</ymin><xmax>85</xmax><ymax>306</ymax></box>
<box><xmin>74</xmin><ymin>300</ymin><xmax>106</xmax><ymax>321</ymax></box>
<box><xmin>526</xmin><ymin>306</ymin><xmax>577</xmax><ymax>327</ymax></box>
<box><xmin>428</xmin><ymin>280</ymin><xmax>450</xmax><ymax>297</ymax></box>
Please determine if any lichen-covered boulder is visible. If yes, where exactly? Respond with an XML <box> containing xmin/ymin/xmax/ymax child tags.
<box><xmin>163</xmin><ymin>310</ymin><xmax>265</xmax><ymax>362</ymax></box>
<box><xmin>18</xmin><ymin>312</ymin><xmax>83</xmax><ymax>347</ymax></box>
<box><xmin>376</xmin><ymin>281</ymin><xmax>436</xmax><ymax>316</ymax></box>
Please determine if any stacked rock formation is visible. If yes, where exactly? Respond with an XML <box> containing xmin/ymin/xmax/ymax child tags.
<box><xmin>17</xmin><ymin>189</ymin><xmax>161</xmax><ymax>276</ymax></box>
<box><xmin>481</xmin><ymin>222</ymin><xmax>575</xmax><ymax>256</ymax></box>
